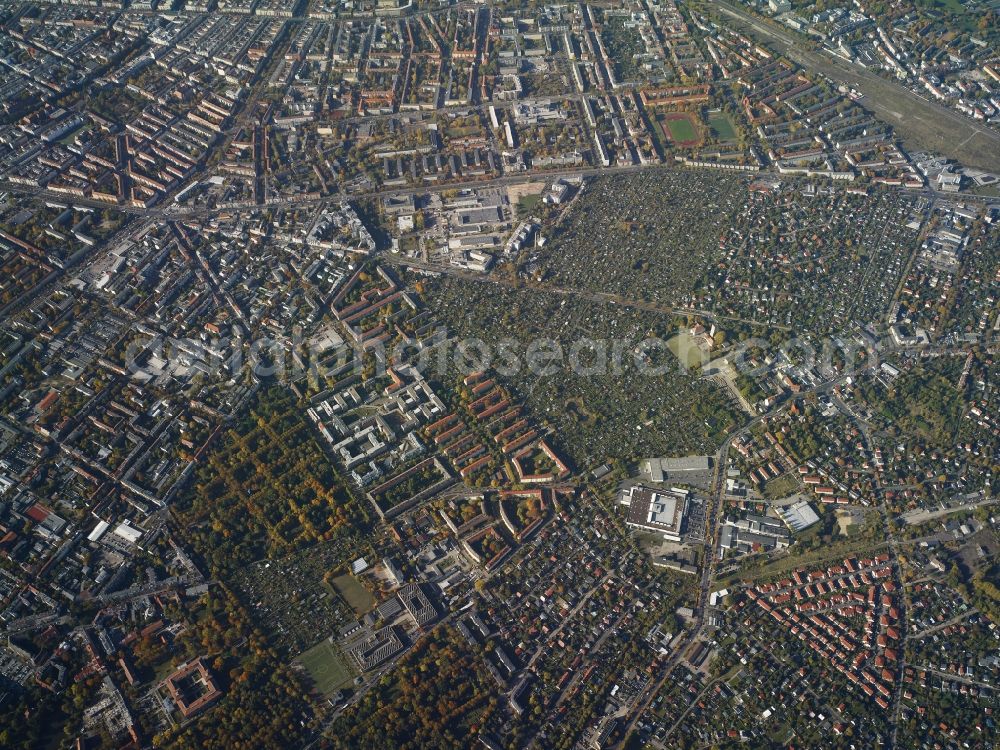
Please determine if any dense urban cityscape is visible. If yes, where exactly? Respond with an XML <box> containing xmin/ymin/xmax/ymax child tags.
<box><xmin>0</xmin><ymin>0</ymin><xmax>997</xmax><ymax>748</ymax></box>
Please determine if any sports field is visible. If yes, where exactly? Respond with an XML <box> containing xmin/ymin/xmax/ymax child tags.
<box><xmin>665</xmin><ymin>116</ymin><xmax>697</xmax><ymax>143</ymax></box>
<box><xmin>298</xmin><ymin>639</ymin><xmax>356</xmax><ymax>695</ymax></box>
<box><xmin>661</xmin><ymin>114</ymin><xmax>701</xmax><ymax>147</ymax></box>
<box><xmin>709</xmin><ymin>112</ymin><xmax>737</xmax><ymax>142</ymax></box>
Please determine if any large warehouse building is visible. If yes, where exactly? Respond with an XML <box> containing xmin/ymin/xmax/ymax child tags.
<box><xmin>619</xmin><ymin>485</ymin><xmax>690</xmax><ymax>541</ymax></box>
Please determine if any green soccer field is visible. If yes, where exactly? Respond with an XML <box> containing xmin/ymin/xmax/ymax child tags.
<box><xmin>664</xmin><ymin>116</ymin><xmax>698</xmax><ymax>144</ymax></box>
<box><xmin>298</xmin><ymin>639</ymin><xmax>356</xmax><ymax>695</ymax></box>
<box><xmin>709</xmin><ymin>113</ymin><xmax>737</xmax><ymax>142</ymax></box>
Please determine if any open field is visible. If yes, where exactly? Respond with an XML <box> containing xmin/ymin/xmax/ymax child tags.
<box><xmin>517</xmin><ymin>192</ymin><xmax>543</xmax><ymax>217</ymax></box>
<box><xmin>507</xmin><ymin>181</ymin><xmax>546</xmax><ymax>207</ymax></box>
<box><xmin>331</xmin><ymin>573</ymin><xmax>376</xmax><ymax>615</ymax></box>
<box><xmin>298</xmin><ymin>639</ymin><xmax>356</xmax><ymax>695</ymax></box>
<box><xmin>763</xmin><ymin>472</ymin><xmax>800</xmax><ymax>500</ymax></box>
<box><xmin>667</xmin><ymin>331</ymin><xmax>710</xmax><ymax>371</ymax></box>
<box><xmin>507</xmin><ymin>182</ymin><xmax>545</xmax><ymax>218</ymax></box>
<box><xmin>717</xmin><ymin>529</ymin><xmax>884</xmax><ymax>585</ymax></box>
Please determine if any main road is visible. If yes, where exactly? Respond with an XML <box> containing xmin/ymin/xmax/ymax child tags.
<box><xmin>612</xmin><ymin>432</ymin><xmax>736</xmax><ymax>748</ymax></box>
<box><xmin>612</xmin><ymin>354</ymin><xmax>899</xmax><ymax>748</ymax></box>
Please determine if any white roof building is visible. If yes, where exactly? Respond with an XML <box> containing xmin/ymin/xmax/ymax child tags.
<box><xmin>87</xmin><ymin>520</ymin><xmax>110</xmax><ymax>543</ymax></box>
<box><xmin>777</xmin><ymin>499</ymin><xmax>820</xmax><ymax>532</ymax></box>
<box><xmin>113</xmin><ymin>522</ymin><xmax>142</xmax><ymax>545</ymax></box>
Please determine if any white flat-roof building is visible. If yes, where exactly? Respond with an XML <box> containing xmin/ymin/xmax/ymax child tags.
<box><xmin>113</xmin><ymin>522</ymin><xmax>142</xmax><ymax>545</ymax></box>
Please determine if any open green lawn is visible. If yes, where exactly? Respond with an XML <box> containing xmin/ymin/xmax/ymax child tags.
<box><xmin>331</xmin><ymin>573</ymin><xmax>376</xmax><ymax>615</ymax></box>
<box><xmin>970</xmin><ymin>183</ymin><xmax>1000</xmax><ymax>198</ymax></box>
<box><xmin>517</xmin><ymin>193</ymin><xmax>543</xmax><ymax>216</ymax></box>
<box><xmin>58</xmin><ymin>123</ymin><xmax>89</xmax><ymax>146</ymax></box>
<box><xmin>917</xmin><ymin>0</ymin><xmax>967</xmax><ymax>15</ymax></box>
<box><xmin>298</xmin><ymin>639</ymin><xmax>356</xmax><ymax>695</ymax></box>
<box><xmin>763</xmin><ymin>472</ymin><xmax>800</xmax><ymax>500</ymax></box>
<box><xmin>709</xmin><ymin>113</ymin><xmax>737</xmax><ymax>142</ymax></box>
<box><xmin>664</xmin><ymin>116</ymin><xmax>698</xmax><ymax>144</ymax></box>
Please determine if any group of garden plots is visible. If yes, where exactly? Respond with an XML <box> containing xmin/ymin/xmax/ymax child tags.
<box><xmin>743</xmin><ymin>554</ymin><xmax>903</xmax><ymax>713</ymax></box>
<box><xmin>905</xmin><ymin>607</ymin><xmax>997</xmax><ymax>684</ymax></box>
<box><xmin>527</xmin><ymin>169</ymin><xmax>749</xmax><ymax>304</ymax></box>
<box><xmin>232</xmin><ymin>536</ymin><xmax>369</xmax><ymax>658</ymax></box>
<box><xmin>895</xmin><ymin>668</ymin><xmax>998</xmax><ymax>750</ymax></box>
<box><xmin>425</xmin><ymin>273</ymin><xmax>742</xmax><ymax>468</ymax></box>
<box><xmin>958</xmin><ymin>357</ymin><xmax>1000</xmax><ymax>498</ymax></box>
<box><xmin>696</xmin><ymin>185</ymin><xmax>919</xmax><ymax>333</ymax></box>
